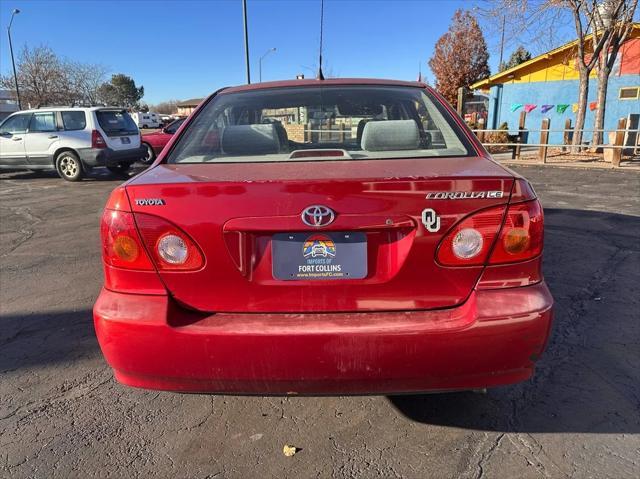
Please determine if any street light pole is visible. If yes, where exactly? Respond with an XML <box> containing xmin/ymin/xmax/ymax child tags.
<box><xmin>7</xmin><ymin>8</ymin><xmax>21</xmax><ymax>109</ymax></box>
<box><xmin>242</xmin><ymin>0</ymin><xmax>250</xmax><ymax>84</ymax></box>
<box><xmin>259</xmin><ymin>47</ymin><xmax>276</xmax><ymax>83</ymax></box>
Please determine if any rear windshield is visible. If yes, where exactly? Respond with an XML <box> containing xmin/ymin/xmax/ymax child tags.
<box><xmin>166</xmin><ymin>85</ymin><xmax>472</xmax><ymax>164</ymax></box>
<box><xmin>96</xmin><ymin>110</ymin><xmax>138</xmax><ymax>136</ymax></box>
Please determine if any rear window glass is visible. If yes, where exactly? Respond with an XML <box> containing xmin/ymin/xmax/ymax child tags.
<box><xmin>96</xmin><ymin>110</ymin><xmax>138</xmax><ymax>136</ymax></box>
<box><xmin>166</xmin><ymin>85</ymin><xmax>471</xmax><ymax>164</ymax></box>
<box><xmin>62</xmin><ymin>111</ymin><xmax>86</xmax><ymax>130</ymax></box>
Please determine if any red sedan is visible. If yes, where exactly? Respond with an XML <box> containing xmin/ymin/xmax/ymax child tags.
<box><xmin>94</xmin><ymin>79</ymin><xmax>553</xmax><ymax>395</ymax></box>
<box><xmin>140</xmin><ymin>118</ymin><xmax>185</xmax><ymax>164</ymax></box>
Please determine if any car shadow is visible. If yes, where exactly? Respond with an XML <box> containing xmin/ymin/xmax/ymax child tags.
<box><xmin>0</xmin><ymin>309</ymin><xmax>99</xmax><ymax>374</ymax></box>
<box><xmin>390</xmin><ymin>208</ymin><xmax>640</xmax><ymax>433</ymax></box>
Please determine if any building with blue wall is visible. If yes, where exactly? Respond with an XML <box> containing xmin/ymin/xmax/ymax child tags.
<box><xmin>472</xmin><ymin>24</ymin><xmax>640</xmax><ymax>146</ymax></box>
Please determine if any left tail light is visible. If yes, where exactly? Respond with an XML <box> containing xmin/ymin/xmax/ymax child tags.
<box><xmin>134</xmin><ymin>214</ymin><xmax>204</xmax><ymax>271</ymax></box>
<box><xmin>101</xmin><ymin>209</ymin><xmax>155</xmax><ymax>270</ymax></box>
<box><xmin>92</xmin><ymin>129</ymin><xmax>107</xmax><ymax>149</ymax></box>
<box><xmin>101</xmin><ymin>188</ymin><xmax>204</xmax><ymax>272</ymax></box>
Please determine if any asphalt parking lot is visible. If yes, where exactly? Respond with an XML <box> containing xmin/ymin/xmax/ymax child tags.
<box><xmin>1</xmin><ymin>165</ymin><xmax>639</xmax><ymax>478</ymax></box>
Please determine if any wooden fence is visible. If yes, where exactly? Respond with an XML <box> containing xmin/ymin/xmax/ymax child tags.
<box><xmin>471</xmin><ymin>112</ymin><xmax>639</xmax><ymax>167</ymax></box>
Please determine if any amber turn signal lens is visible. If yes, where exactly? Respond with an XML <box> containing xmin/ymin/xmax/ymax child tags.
<box><xmin>113</xmin><ymin>235</ymin><xmax>139</xmax><ymax>262</ymax></box>
<box><xmin>502</xmin><ymin>228</ymin><xmax>530</xmax><ymax>254</ymax></box>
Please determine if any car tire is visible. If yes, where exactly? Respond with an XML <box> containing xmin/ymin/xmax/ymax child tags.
<box><xmin>141</xmin><ymin>143</ymin><xmax>156</xmax><ymax>164</ymax></box>
<box><xmin>55</xmin><ymin>151</ymin><xmax>84</xmax><ymax>182</ymax></box>
<box><xmin>142</xmin><ymin>124</ymin><xmax>148</xmax><ymax>129</ymax></box>
<box><xmin>107</xmin><ymin>163</ymin><xmax>132</xmax><ymax>176</ymax></box>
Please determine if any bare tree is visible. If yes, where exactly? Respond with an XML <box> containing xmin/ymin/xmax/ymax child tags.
<box><xmin>590</xmin><ymin>0</ymin><xmax>638</xmax><ymax>146</ymax></box>
<box><xmin>150</xmin><ymin>100</ymin><xmax>180</xmax><ymax>115</ymax></box>
<box><xmin>481</xmin><ymin>1</ymin><xmax>627</xmax><ymax>151</ymax></box>
<box><xmin>0</xmin><ymin>45</ymin><xmax>108</xmax><ymax>107</ymax></box>
<box><xmin>67</xmin><ymin>61</ymin><xmax>109</xmax><ymax>105</ymax></box>
<box><xmin>476</xmin><ymin>1</ymin><xmax>572</xmax><ymax>60</ymax></box>
<box><xmin>0</xmin><ymin>45</ymin><xmax>65</xmax><ymax>107</ymax></box>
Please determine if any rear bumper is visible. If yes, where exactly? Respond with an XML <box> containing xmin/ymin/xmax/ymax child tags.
<box><xmin>93</xmin><ymin>283</ymin><xmax>554</xmax><ymax>395</ymax></box>
<box><xmin>78</xmin><ymin>146</ymin><xmax>146</xmax><ymax>167</ymax></box>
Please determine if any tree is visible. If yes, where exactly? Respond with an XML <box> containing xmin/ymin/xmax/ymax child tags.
<box><xmin>67</xmin><ymin>61</ymin><xmax>108</xmax><ymax>106</ymax></box>
<box><xmin>428</xmin><ymin>10</ymin><xmax>490</xmax><ymax>108</ymax></box>
<box><xmin>97</xmin><ymin>74</ymin><xmax>144</xmax><ymax>109</ymax></box>
<box><xmin>0</xmin><ymin>45</ymin><xmax>67</xmax><ymax>107</ymax></box>
<box><xmin>500</xmin><ymin>46</ymin><xmax>532</xmax><ymax>71</ymax></box>
<box><xmin>149</xmin><ymin>99</ymin><xmax>180</xmax><ymax>115</ymax></box>
<box><xmin>590</xmin><ymin>0</ymin><xmax>638</xmax><ymax>147</ymax></box>
<box><xmin>482</xmin><ymin>1</ymin><xmax>628</xmax><ymax>151</ymax></box>
<box><xmin>0</xmin><ymin>45</ymin><xmax>107</xmax><ymax>107</ymax></box>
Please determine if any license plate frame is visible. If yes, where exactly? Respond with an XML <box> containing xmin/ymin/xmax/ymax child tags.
<box><xmin>272</xmin><ymin>231</ymin><xmax>367</xmax><ymax>281</ymax></box>
<box><xmin>120</xmin><ymin>137</ymin><xmax>131</xmax><ymax>144</ymax></box>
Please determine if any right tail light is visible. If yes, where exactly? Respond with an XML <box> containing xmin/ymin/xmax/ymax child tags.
<box><xmin>436</xmin><ymin>199</ymin><xmax>543</xmax><ymax>266</ymax></box>
<box><xmin>489</xmin><ymin>200</ymin><xmax>543</xmax><ymax>264</ymax></box>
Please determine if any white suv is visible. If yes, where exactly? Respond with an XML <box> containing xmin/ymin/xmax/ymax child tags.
<box><xmin>0</xmin><ymin>107</ymin><xmax>145</xmax><ymax>181</ymax></box>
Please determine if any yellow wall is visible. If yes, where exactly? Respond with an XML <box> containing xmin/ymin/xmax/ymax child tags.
<box><xmin>500</xmin><ymin>48</ymin><xmax>600</xmax><ymax>85</ymax></box>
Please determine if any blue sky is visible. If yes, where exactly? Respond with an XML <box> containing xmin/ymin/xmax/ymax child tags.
<box><xmin>0</xmin><ymin>0</ymin><xmax>575</xmax><ymax>105</ymax></box>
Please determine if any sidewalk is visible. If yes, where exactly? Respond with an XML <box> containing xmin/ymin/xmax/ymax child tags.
<box><xmin>490</xmin><ymin>149</ymin><xmax>640</xmax><ymax>171</ymax></box>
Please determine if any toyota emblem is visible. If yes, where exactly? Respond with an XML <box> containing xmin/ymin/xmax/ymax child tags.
<box><xmin>301</xmin><ymin>205</ymin><xmax>335</xmax><ymax>227</ymax></box>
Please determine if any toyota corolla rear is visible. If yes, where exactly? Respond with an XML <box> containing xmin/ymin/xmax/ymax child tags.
<box><xmin>93</xmin><ymin>79</ymin><xmax>553</xmax><ymax>395</ymax></box>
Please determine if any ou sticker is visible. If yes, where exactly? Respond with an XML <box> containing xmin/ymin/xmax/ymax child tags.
<box><xmin>421</xmin><ymin>208</ymin><xmax>440</xmax><ymax>232</ymax></box>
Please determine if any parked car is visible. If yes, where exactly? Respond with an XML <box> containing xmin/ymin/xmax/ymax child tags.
<box><xmin>94</xmin><ymin>79</ymin><xmax>553</xmax><ymax>395</ymax></box>
<box><xmin>130</xmin><ymin>111</ymin><xmax>161</xmax><ymax>129</ymax></box>
<box><xmin>0</xmin><ymin>107</ymin><xmax>145</xmax><ymax>181</ymax></box>
<box><xmin>140</xmin><ymin>118</ymin><xmax>185</xmax><ymax>164</ymax></box>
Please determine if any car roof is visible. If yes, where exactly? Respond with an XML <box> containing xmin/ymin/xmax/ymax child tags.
<box><xmin>12</xmin><ymin>106</ymin><xmax>125</xmax><ymax>114</ymax></box>
<box><xmin>221</xmin><ymin>78</ymin><xmax>429</xmax><ymax>95</ymax></box>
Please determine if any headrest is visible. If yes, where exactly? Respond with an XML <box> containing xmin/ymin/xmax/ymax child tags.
<box><xmin>221</xmin><ymin>124</ymin><xmax>280</xmax><ymax>155</ymax></box>
<box><xmin>361</xmin><ymin>120</ymin><xmax>420</xmax><ymax>151</ymax></box>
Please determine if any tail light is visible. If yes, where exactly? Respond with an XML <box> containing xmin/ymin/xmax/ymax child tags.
<box><xmin>92</xmin><ymin>129</ymin><xmax>107</xmax><ymax>149</ymax></box>
<box><xmin>437</xmin><ymin>206</ymin><xmax>506</xmax><ymax>266</ymax></box>
<box><xmin>101</xmin><ymin>209</ymin><xmax>154</xmax><ymax>270</ymax></box>
<box><xmin>489</xmin><ymin>200</ymin><xmax>543</xmax><ymax>264</ymax></box>
<box><xmin>101</xmin><ymin>188</ymin><xmax>204</xmax><ymax>272</ymax></box>
<box><xmin>436</xmin><ymin>200</ymin><xmax>543</xmax><ymax>266</ymax></box>
<box><xmin>134</xmin><ymin>214</ymin><xmax>204</xmax><ymax>271</ymax></box>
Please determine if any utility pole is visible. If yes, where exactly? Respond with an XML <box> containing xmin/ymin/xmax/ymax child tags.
<box><xmin>242</xmin><ymin>0</ymin><xmax>251</xmax><ymax>84</ymax></box>
<box><xmin>498</xmin><ymin>14</ymin><xmax>506</xmax><ymax>70</ymax></box>
<box><xmin>8</xmin><ymin>8</ymin><xmax>21</xmax><ymax>109</ymax></box>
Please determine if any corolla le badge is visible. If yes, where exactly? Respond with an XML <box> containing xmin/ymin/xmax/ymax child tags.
<box><xmin>426</xmin><ymin>191</ymin><xmax>504</xmax><ymax>200</ymax></box>
<box><xmin>301</xmin><ymin>205</ymin><xmax>335</xmax><ymax>227</ymax></box>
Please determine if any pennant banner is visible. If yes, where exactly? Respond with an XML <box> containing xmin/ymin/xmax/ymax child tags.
<box><xmin>572</xmin><ymin>103</ymin><xmax>579</xmax><ymax>113</ymax></box>
<box><xmin>589</xmin><ymin>101</ymin><xmax>597</xmax><ymax>111</ymax></box>
<box><xmin>541</xmin><ymin>104</ymin><xmax>554</xmax><ymax>113</ymax></box>
<box><xmin>556</xmin><ymin>104</ymin><xmax>570</xmax><ymax>113</ymax></box>
<box><xmin>524</xmin><ymin>104</ymin><xmax>537</xmax><ymax>113</ymax></box>
<box><xmin>510</xmin><ymin>103</ymin><xmax>523</xmax><ymax>112</ymax></box>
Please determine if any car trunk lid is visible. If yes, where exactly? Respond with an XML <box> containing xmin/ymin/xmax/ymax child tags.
<box><xmin>127</xmin><ymin>157</ymin><xmax>514</xmax><ymax>313</ymax></box>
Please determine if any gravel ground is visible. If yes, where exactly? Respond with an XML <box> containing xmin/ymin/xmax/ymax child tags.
<box><xmin>1</xmin><ymin>165</ymin><xmax>639</xmax><ymax>478</ymax></box>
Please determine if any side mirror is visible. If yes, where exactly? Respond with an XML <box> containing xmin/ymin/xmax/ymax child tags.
<box><xmin>0</xmin><ymin>131</ymin><xmax>12</xmax><ymax>137</ymax></box>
